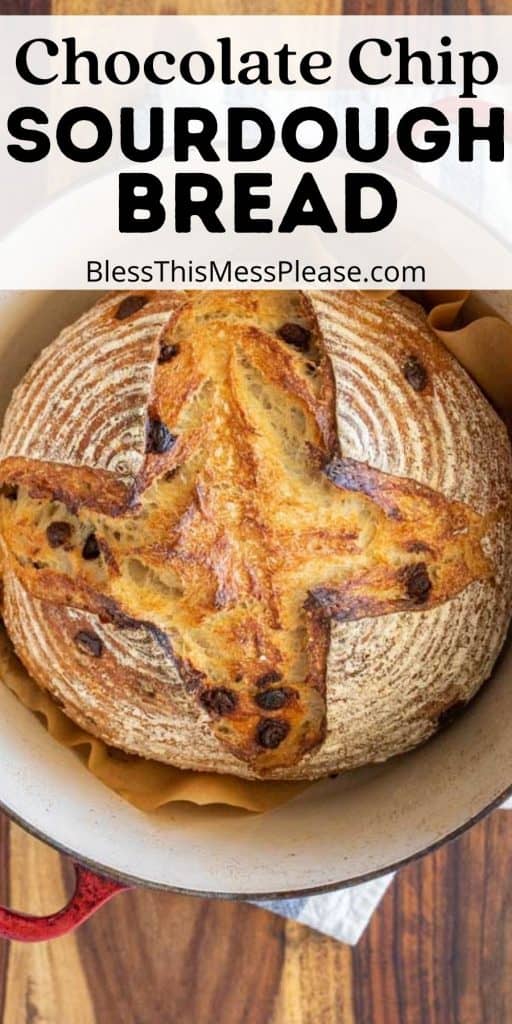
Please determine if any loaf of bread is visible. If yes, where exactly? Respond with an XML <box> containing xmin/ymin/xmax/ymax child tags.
<box><xmin>0</xmin><ymin>290</ymin><xmax>510</xmax><ymax>780</ymax></box>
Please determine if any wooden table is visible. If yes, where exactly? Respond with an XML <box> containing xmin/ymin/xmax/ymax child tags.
<box><xmin>2</xmin><ymin>0</ymin><xmax>512</xmax><ymax>1020</ymax></box>
<box><xmin>1</xmin><ymin>809</ymin><xmax>512</xmax><ymax>1022</ymax></box>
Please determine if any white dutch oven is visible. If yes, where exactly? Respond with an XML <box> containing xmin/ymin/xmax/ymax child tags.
<box><xmin>0</xmin><ymin>291</ymin><xmax>510</xmax><ymax>941</ymax></box>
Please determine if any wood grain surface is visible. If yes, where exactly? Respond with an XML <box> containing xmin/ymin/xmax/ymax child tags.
<box><xmin>1</xmin><ymin>810</ymin><xmax>512</xmax><ymax>1023</ymax></box>
<box><xmin>1</xmin><ymin>0</ymin><xmax>512</xmax><ymax>1021</ymax></box>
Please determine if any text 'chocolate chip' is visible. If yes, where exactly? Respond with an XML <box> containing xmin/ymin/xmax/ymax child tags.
<box><xmin>74</xmin><ymin>630</ymin><xmax>103</xmax><ymax>658</ymax></box>
<box><xmin>46</xmin><ymin>521</ymin><xmax>72</xmax><ymax>549</ymax></box>
<box><xmin>257</xmin><ymin>718</ymin><xmax>290</xmax><ymax>749</ymax></box>
<box><xmin>277</xmin><ymin>323</ymin><xmax>311</xmax><ymax>351</ymax></box>
<box><xmin>403</xmin><ymin>355</ymin><xmax>428</xmax><ymax>392</ymax></box>
<box><xmin>115</xmin><ymin>295</ymin><xmax>149</xmax><ymax>320</ymax></box>
<box><xmin>146</xmin><ymin>418</ymin><xmax>177</xmax><ymax>455</ymax></box>
<box><xmin>200</xmin><ymin>687</ymin><xmax>237</xmax><ymax>716</ymax></box>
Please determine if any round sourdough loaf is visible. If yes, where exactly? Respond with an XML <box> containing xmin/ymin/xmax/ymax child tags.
<box><xmin>0</xmin><ymin>290</ymin><xmax>511</xmax><ymax>781</ymax></box>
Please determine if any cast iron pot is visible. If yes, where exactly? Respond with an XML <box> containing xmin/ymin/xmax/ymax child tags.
<box><xmin>0</xmin><ymin>292</ymin><xmax>510</xmax><ymax>942</ymax></box>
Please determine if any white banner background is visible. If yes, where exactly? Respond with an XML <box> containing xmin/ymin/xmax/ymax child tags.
<box><xmin>0</xmin><ymin>15</ymin><xmax>510</xmax><ymax>288</ymax></box>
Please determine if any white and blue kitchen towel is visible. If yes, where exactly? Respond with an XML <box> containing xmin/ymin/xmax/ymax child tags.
<box><xmin>257</xmin><ymin>871</ymin><xmax>395</xmax><ymax>945</ymax></box>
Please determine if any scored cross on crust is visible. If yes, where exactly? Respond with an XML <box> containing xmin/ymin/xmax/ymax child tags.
<box><xmin>0</xmin><ymin>291</ymin><xmax>495</xmax><ymax>772</ymax></box>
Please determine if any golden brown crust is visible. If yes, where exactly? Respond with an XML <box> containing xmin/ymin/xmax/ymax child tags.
<box><xmin>0</xmin><ymin>290</ymin><xmax>511</xmax><ymax>779</ymax></box>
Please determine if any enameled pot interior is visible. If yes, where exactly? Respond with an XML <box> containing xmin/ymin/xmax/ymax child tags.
<box><xmin>0</xmin><ymin>290</ymin><xmax>510</xmax><ymax>898</ymax></box>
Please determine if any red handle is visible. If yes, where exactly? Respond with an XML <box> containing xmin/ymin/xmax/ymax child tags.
<box><xmin>0</xmin><ymin>862</ymin><xmax>131</xmax><ymax>942</ymax></box>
